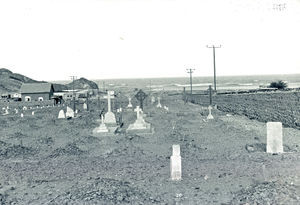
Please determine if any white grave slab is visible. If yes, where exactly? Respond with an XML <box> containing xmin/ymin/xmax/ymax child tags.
<box><xmin>171</xmin><ymin>145</ymin><xmax>182</xmax><ymax>181</ymax></box>
<box><xmin>207</xmin><ymin>106</ymin><xmax>214</xmax><ymax>120</ymax></box>
<box><xmin>15</xmin><ymin>109</ymin><xmax>18</xmax><ymax>114</ymax></box>
<box><xmin>21</xmin><ymin>113</ymin><xmax>24</xmax><ymax>118</ymax></box>
<box><xmin>93</xmin><ymin>115</ymin><xmax>109</xmax><ymax>133</ymax></box>
<box><xmin>104</xmin><ymin>91</ymin><xmax>116</xmax><ymax>124</ymax></box>
<box><xmin>32</xmin><ymin>111</ymin><xmax>35</xmax><ymax>116</ymax></box>
<box><xmin>267</xmin><ymin>122</ymin><xmax>283</xmax><ymax>154</ymax></box>
<box><xmin>83</xmin><ymin>103</ymin><xmax>87</xmax><ymax>110</ymax></box>
<box><xmin>66</xmin><ymin>106</ymin><xmax>75</xmax><ymax>118</ymax></box>
<box><xmin>58</xmin><ymin>110</ymin><xmax>66</xmax><ymax>119</ymax></box>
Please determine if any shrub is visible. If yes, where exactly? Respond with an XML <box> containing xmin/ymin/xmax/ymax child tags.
<box><xmin>268</xmin><ymin>80</ymin><xmax>288</xmax><ymax>90</ymax></box>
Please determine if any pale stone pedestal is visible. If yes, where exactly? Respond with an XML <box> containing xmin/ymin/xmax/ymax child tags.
<box><xmin>267</xmin><ymin>122</ymin><xmax>283</xmax><ymax>154</ymax></box>
<box><xmin>170</xmin><ymin>145</ymin><xmax>182</xmax><ymax>181</ymax></box>
<box><xmin>104</xmin><ymin>111</ymin><xmax>117</xmax><ymax>124</ymax></box>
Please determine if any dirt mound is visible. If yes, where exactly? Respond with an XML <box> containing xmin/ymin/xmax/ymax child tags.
<box><xmin>0</xmin><ymin>144</ymin><xmax>36</xmax><ymax>158</ymax></box>
<box><xmin>60</xmin><ymin>178</ymin><xmax>158</xmax><ymax>204</ymax></box>
<box><xmin>49</xmin><ymin>143</ymin><xmax>87</xmax><ymax>158</ymax></box>
<box><xmin>231</xmin><ymin>181</ymin><xmax>300</xmax><ymax>204</ymax></box>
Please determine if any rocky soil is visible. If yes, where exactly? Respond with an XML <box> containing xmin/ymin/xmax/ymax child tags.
<box><xmin>0</xmin><ymin>94</ymin><xmax>299</xmax><ymax>204</ymax></box>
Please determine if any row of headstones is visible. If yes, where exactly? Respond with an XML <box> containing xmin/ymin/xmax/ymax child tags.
<box><xmin>171</xmin><ymin>122</ymin><xmax>286</xmax><ymax>181</ymax></box>
<box><xmin>2</xmin><ymin>104</ymin><xmax>65</xmax><ymax>117</ymax></box>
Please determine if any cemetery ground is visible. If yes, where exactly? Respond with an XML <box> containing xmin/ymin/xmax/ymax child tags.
<box><xmin>0</xmin><ymin>94</ymin><xmax>300</xmax><ymax>204</ymax></box>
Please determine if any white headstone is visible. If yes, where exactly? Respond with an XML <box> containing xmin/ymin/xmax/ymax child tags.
<box><xmin>83</xmin><ymin>103</ymin><xmax>87</xmax><ymax>110</ymax></box>
<box><xmin>21</xmin><ymin>113</ymin><xmax>24</xmax><ymax>118</ymax></box>
<box><xmin>23</xmin><ymin>106</ymin><xmax>27</xmax><ymax>111</ymax></box>
<box><xmin>267</xmin><ymin>122</ymin><xmax>283</xmax><ymax>154</ymax></box>
<box><xmin>156</xmin><ymin>97</ymin><xmax>162</xmax><ymax>108</ymax></box>
<box><xmin>151</xmin><ymin>96</ymin><xmax>155</xmax><ymax>104</ymax></box>
<box><xmin>15</xmin><ymin>109</ymin><xmax>18</xmax><ymax>114</ymax></box>
<box><xmin>58</xmin><ymin>110</ymin><xmax>66</xmax><ymax>119</ymax></box>
<box><xmin>104</xmin><ymin>91</ymin><xmax>116</xmax><ymax>124</ymax></box>
<box><xmin>207</xmin><ymin>106</ymin><xmax>214</xmax><ymax>120</ymax></box>
<box><xmin>66</xmin><ymin>106</ymin><xmax>75</xmax><ymax>118</ymax></box>
<box><xmin>127</xmin><ymin>97</ymin><xmax>133</xmax><ymax>108</ymax></box>
<box><xmin>171</xmin><ymin>145</ymin><xmax>182</xmax><ymax>181</ymax></box>
<box><xmin>32</xmin><ymin>111</ymin><xmax>35</xmax><ymax>116</ymax></box>
<box><xmin>75</xmin><ymin>109</ymin><xmax>78</xmax><ymax>114</ymax></box>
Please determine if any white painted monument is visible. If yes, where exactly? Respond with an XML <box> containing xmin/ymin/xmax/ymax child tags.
<box><xmin>127</xmin><ymin>97</ymin><xmax>133</xmax><ymax>108</ymax></box>
<box><xmin>156</xmin><ymin>97</ymin><xmax>162</xmax><ymax>108</ymax></box>
<box><xmin>127</xmin><ymin>106</ymin><xmax>151</xmax><ymax>132</ymax></box>
<box><xmin>83</xmin><ymin>103</ymin><xmax>87</xmax><ymax>110</ymax></box>
<box><xmin>104</xmin><ymin>91</ymin><xmax>116</xmax><ymax>124</ymax></box>
<box><xmin>66</xmin><ymin>106</ymin><xmax>75</xmax><ymax>118</ymax></box>
<box><xmin>93</xmin><ymin>115</ymin><xmax>109</xmax><ymax>133</ymax></box>
<box><xmin>21</xmin><ymin>113</ymin><xmax>24</xmax><ymax>118</ymax></box>
<box><xmin>32</xmin><ymin>111</ymin><xmax>35</xmax><ymax>116</ymax></box>
<box><xmin>207</xmin><ymin>106</ymin><xmax>214</xmax><ymax>120</ymax></box>
<box><xmin>58</xmin><ymin>110</ymin><xmax>66</xmax><ymax>119</ymax></box>
<box><xmin>170</xmin><ymin>144</ymin><xmax>182</xmax><ymax>181</ymax></box>
<box><xmin>15</xmin><ymin>109</ymin><xmax>18</xmax><ymax>114</ymax></box>
<box><xmin>267</xmin><ymin>122</ymin><xmax>283</xmax><ymax>154</ymax></box>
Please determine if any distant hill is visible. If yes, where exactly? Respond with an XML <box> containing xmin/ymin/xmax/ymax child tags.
<box><xmin>66</xmin><ymin>77</ymin><xmax>99</xmax><ymax>90</ymax></box>
<box><xmin>0</xmin><ymin>68</ymin><xmax>45</xmax><ymax>94</ymax></box>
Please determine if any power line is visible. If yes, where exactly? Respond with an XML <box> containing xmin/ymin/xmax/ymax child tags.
<box><xmin>186</xmin><ymin>68</ymin><xmax>195</xmax><ymax>95</ymax></box>
<box><xmin>206</xmin><ymin>45</ymin><xmax>221</xmax><ymax>92</ymax></box>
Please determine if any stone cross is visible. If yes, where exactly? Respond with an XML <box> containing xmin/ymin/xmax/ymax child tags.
<box><xmin>134</xmin><ymin>106</ymin><xmax>142</xmax><ymax>119</ymax></box>
<box><xmin>171</xmin><ymin>144</ymin><xmax>182</xmax><ymax>181</ymax></box>
<box><xmin>207</xmin><ymin>105</ymin><xmax>214</xmax><ymax>120</ymax></box>
<box><xmin>267</xmin><ymin>122</ymin><xmax>283</xmax><ymax>153</ymax></box>
<box><xmin>135</xmin><ymin>89</ymin><xmax>147</xmax><ymax>110</ymax></box>
<box><xmin>104</xmin><ymin>91</ymin><xmax>115</xmax><ymax>112</ymax></box>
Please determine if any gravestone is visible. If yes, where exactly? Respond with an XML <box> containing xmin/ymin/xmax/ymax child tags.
<box><xmin>127</xmin><ymin>106</ymin><xmax>151</xmax><ymax>133</ymax></box>
<box><xmin>93</xmin><ymin>115</ymin><xmax>109</xmax><ymax>133</ymax></box>
<box><xmin>127</xmin><ymin>97</ymin><xmax>133</xmax><ymax>108</ymax></box>
<box><xmin>21</xmin><ymin>113</ymin><xmax>24</xmax><ymax>118</ymax></box>
<box><xmin>23</xmin><ymin>106</ymin><xmax>27</xmax><ymax>111</ymax></box>
<box><xmin>58</xmin><ymin>110</ymin><xmax>66</xmax><ymax>119</ymax></box>
<box><xmin>66</xmin><ymin>106</ymin><xmax>75</xmax><ymax>118</ymax></box>
<box><xmin>156</xmin><ymin>97</ymin><xmax>162</xmax><ymax>108</ymax></box>
<box><xmin>15</xmin><ymin>109</ymin><xmax>18</xmax><ymax>114</ymax></box>
<box><xmin>32</xmin><ymin>111</ymin><xmax>35</xmax><ymax>116</ymax></box>
<box><xmin>135</xmin><ymin>89</ymin><xmax>147</xmax><ymax>110</ymax></box>
<box><xmin>164</xmin><ymin>105</ymin><xmax>169</xmax><ymax>112</ymax></box>
<box><xmin>151</xmin><ymin>96</ymin><xmax>155</xmax><ymax>104</ymax></box>
<box><xmin>171</xmin><ymin>145</ymin><xmax>182</xmax><ymax>181</ymax></box>
<box><xmin>207</xmin><ymin>106</ymin><xmax>214</xmax><ymax>120</ymax></box>
<box><xmin>83</xmin><ymin>103</ymin><xmax>87</xmax><ymax>110</ymax></box>
<box><xmin>267</xmin><ymin>122</ymin><xmax>283</xmax><ymax>153</ymax></box>
<box><xmin>104</xmin><ymin>91</ymin><xmax>116</xmax><ymax>124</ymax></box>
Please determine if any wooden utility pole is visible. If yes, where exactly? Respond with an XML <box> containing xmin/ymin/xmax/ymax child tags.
<box><xmin>186</xmin><ymin>69</ymin><xmax>195</xmax><ymax>95</ymax></box>
<box><xmin>70</xmin><ymin>76</ymin><xmax>77</xmax><ymax>112</ymax></box>
<box><xmin>206</xmin><ymin>45</ymin><xmax>221</xmax><ymax>92</ymax></box>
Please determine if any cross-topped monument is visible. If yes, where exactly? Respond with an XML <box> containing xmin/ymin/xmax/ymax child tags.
<box><xmin>135</xmin><ymin>89</ymin><xmax>147</xmax><ymax>110</ymax></box>
<box><xmin>134</xmin><ymin>106</ymin><xmax>142</xmax><ymax>119</ymax></box>
<box><xmin>103</xmin><ymin>91</ymin><xmax>116</xmax><ymax>124</ymax></box>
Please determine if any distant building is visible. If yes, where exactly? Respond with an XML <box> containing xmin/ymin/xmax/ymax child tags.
<box><xmin>20</xmin><ymin>83</ymin><xmax>54</xmax><ymax>102</ymax></box>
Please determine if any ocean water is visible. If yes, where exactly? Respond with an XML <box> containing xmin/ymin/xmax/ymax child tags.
<box><xmin>92</xmin><ymin>74</ymin><xmax>300</xmax><ymax>92</ymax></box>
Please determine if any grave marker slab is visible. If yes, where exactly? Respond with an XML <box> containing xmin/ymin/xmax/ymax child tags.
<box><xmin>83</xmin><ymin>103</ymin><xmax>87</xmax><ymax>110</ymax></box>
<box><xmin>58</xmin><ymin>110</ymin><xmax>66</xmax><ymax>119</ymax></box>
<box><xmin>66</xmin><ymin>106</ymin><xmax>75</xmax><ymax>118</ymax></box>
<box><xmin>93</xmin><ymin>115</ymin><xmax>109</xmax><ymax>133</ymax></box>
<box><xmin>207</xmin><ymin>106</ymin><xmax>214</xmax><ymax>120</ymax></box>
<box><xmin>127</xmin><ymin>97</ymin><xmax>133</xmax><ymax>108</ymax></box>
<box><xmin>171</xmin><ymin>145</ymin><xmax>182</xmax><ymax>181</ymax></box>
<box><xmin>126</xmin><ymin>106</ymin><xmax>151</xmax><ymax>133</ymax></box>
<box><xmin>267</xmin><ymin>122</ymin><xmax>283</xmax><ymax>153</ymax></box>
<box><xmin>156</xmin><ymin>97</ymin><xmax>162</xmax><ymax>108</ymax></box>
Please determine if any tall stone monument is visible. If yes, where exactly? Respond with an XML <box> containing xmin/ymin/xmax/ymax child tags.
<box><xmin>207</xmin><ymin>105</ymin><xmax>214</xmax><ymax>120</ymax></box>
<box><xmin>127</xmin><ymin>106</ymin><xmax>151</xmax><ymax>133</ymax></box>
<box><xmin>135</xmin><ymin>89</ymin><xmax>147</xmax><ymax>110</ymax></box>
<box><xmin>127</xmin><ymin>97</ymin><xmax>133</xmax><ymax>108</ymax></box>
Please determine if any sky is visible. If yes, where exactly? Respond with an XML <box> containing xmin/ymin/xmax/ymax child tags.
<box><xmin>0</xmin><ymin>0</ymin><xmax>299</xmax><ymax>81</ymax></box>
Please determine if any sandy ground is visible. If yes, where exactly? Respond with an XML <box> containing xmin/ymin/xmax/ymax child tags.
<box><xmin>0</xmin><ymin>95</ymin><xmax>300</xmax><ymax>204</ymax></box>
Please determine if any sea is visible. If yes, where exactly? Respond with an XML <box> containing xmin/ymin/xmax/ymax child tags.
<box><xmin>54</xmin><ymin>74</ymin><xmax>300</xmax><ymax>93</ymax></box>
